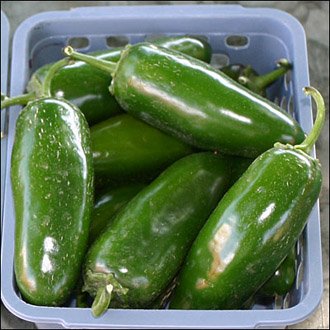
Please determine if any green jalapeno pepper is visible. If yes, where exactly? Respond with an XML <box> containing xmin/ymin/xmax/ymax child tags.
<box><xmin>82</xmin><ymin>152</ymin><xmax>251</xmax><ymax>317</ymax></box>
<box><xmin>89</xmin><ymin>182</ymin><xmax>147</xmax><ymax>244</ymax></box>
<box><xmin>168</xmin><ymin>87</ymin><xmax>324</xmax><ymax>310</ymax></box>
<box><xmin>220</xmin><ymin>59</ymin><xmax>292</xmax><ymax>97</ymax></box>
<box><xmin>64</xmin><ymin>44</ymin><xmax>304</xmax><ymax>158</ymax></box>
<box><xmin>26</xmin><ymin>36</ymin><xmax>211</xmax><ymax>126</ymax></box>
<box><xmin>8</xmin><ymin>60</ymin><xmax>94</xmax><ymax>306</ymax></box>
<box><xmin>91</xmin><ymin>114</ymin><xmax>194</xmax><ymax>189</ymax></box>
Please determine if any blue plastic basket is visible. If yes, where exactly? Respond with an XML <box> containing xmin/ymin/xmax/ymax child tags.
<box><xmin>1</xmin><ymin>5</ymin><xmax>323</xmax><ymax>329</ymax></box>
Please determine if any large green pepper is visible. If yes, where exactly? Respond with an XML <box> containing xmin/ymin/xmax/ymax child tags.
<box><xmin>90</xmin><ymin>114</ymin><xmax>194</xmax><ymax>188</ymax></box>
<box><xmin>9</xmin><ymin>60</ymin><xmax>94</xmax><ymax>306</ymax></box>
<box><xmin>168</xmin><ymin>87</ymin><xmax>324</xmax><ymax>310</ymax></box>
<box><xmin>220</xmin><ymin>59</ymin><xmax>292</xmax><ymax>97</ymax></box>
<box><xmin>65</xmin><ymin>44</ymin><xmax>304</xmax><ymax>158</ymax></box>
<box><xmin>27</xmin><ymin>36</ymin><xmax>211</xmax><ymax>126</ymax></box>
<box><xmin>82</xmin><ymin>152</ymin><xmax>251</xmax><ymax>317</ymax></box>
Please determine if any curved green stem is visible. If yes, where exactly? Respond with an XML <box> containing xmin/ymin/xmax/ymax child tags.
<box><xmin>253</xmin><ymin>59</ymin><xmax>292</xmax><ymax>90</ymax></box>
<box><xmin>1</xmin><ymin>57</ymin><xmax>73</xmax><ymax>110</ymax></box>
<box><xmin>92</xmin><ymin>284</ymin><xmax>113</xmax><ymax>317</ymax></box>
<box><xmin>64</xmin><ymin>46</ymin><xmax>117</xmax><ymax>76</ymax></box>
<box><xmin>42</xmin><ymin>58</ymin><xmax>71</xmax><ymax>97</ymax></box>
<box><xmin>1</xmin><ymin>92</ymin><xmax>36</xmax><ymax>110</ymax></box>
<box><xmin>294</xmin><ymin>86</ymin><xmax>326</xmax><ymax>154</ymax></box>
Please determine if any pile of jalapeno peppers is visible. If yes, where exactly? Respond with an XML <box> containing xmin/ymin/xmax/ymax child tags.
<box><xmin>1</xmin><ymin>35</ymin><xmax>325</xmax><ymax>317</ymax></box>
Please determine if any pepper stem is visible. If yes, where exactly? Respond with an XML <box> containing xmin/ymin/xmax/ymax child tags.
<box><xmin>64</xmin><ymin>46</ymin><xmax>117</xmax><ymax>76</ymax></box>
<box><xmin>253</xmin><ymin>59</ymin><xmax>292</xmax><ymax>90</ymax></box>
<box><xmin>1</xmin><ymin>58</ymin><xmax>72</xmax><ymax>110</ymax></box>
<box><xmin>1</xmin><ymin>92</ymin><xmax>36</xmax><ymax>110</ymax></box>
<box><xmin>91</xmin><ymin>284</ymin><xmax>113</xmax><ymax>317</ymax></box>
<box><xmin>294</xmin><ymin>86</ymin><xmax>326</xmax><ymax>154</ymax></box>
<box><xmin>83</xmin><ymin>270</ymin><xmax>129</xmax><ymax>317</ymax></box>
<box><xmin>42</xmin><ymin>58</ymin><xmax>71</xmax><ymax>97</ymax></box>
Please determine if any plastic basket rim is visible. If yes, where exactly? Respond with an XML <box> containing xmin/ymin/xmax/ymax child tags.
<box><xmin>1</xmin><ymin>267</ymin><xmax>324</xmax><ymax>328</ymax></box>
<box><xmin>10</xmin><ymin>4</ymin><xmax>308</xmax><ymax>41</ymax></box>
<box><xmin>1</xmin><ymin>4</ymin><xmax>323</xmax><ymax>329</ymax></box>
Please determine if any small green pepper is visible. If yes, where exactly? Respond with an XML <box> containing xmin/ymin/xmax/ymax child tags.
<box><xmin>220</xmin><ymin>59</ymin><xmax>292</xmax><ymax>97</ymax></box>
<box><xmin>220</xmin><ymin>64</ymin><xmax>258</xmax><ymax>82</ymax></box>
<box><xmin>82</xmin><ymin>152</ymin><xmax>251</xmax><ymax>317</ymax></box>
<box><xmin>90</xmin><ymin>114</ymin><xmax>194</xmax><ymax>189</ymax></box>
<box><xmin>239</xmin><ymin>246</ymin><xmax>297</xmax><ymax>310</ymax></box>
<box><xmin>64</xmin><ymin>44</ymin><xmax>304</xmax><ymax>158</ymax></box>
<box><xmin>7</xmin><ymin>60</ymin><xmax>94</xmax><ymax>306</ymax></box>
<box><xmin>26</xmin><ymin>36</ymin><xmax>212</xmax><ymax>126</ymax></box>
<box><xmin>257</xmin><ymin>246</ymin><xmax>296</xmax><ymax>298</ymax></box>
<box><xmin>168</xmin><ymin>87</ymin><xmax>324</xmax><ymax>310</ymax></box>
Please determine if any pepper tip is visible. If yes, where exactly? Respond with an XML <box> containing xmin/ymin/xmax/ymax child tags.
<box><xmin>276</xmin><ymin>58</ymin><xmax>292</xmax><ymax>69</ymax></box>
<box><xmin>63</xmin><ymin>46</ymin><xmax>74</xmax><ymax>57</ymax></box>
<box><xmin>303</xmin><ymin>86</ymin><xmax>316</xmax><ymax>96</ymax></box>
<box><xmin>238</xmin><ymin>76</ymin><xmax>249</xmax><ymax>85</ymax></box>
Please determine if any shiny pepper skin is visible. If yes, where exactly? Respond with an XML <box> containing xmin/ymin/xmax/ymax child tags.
<box><xmin>11</xmin><ymin>98</ymin><xmax>94</xmax><ymax>306</ymax></box>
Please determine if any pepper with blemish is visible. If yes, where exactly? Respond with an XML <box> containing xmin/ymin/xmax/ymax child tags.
<box><xmin>168</xmin><ymin>87</ymin><xmax>324</xmax><ymax>310</ymax></box>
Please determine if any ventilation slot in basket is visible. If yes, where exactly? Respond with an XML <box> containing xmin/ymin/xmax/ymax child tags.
<box><xmin>225</xmin><ymin>35</ymin><xmax>249</xmax><ymax>48</ymax></box>
<box><xmin>67</xmin><ymin>37</ymin><xmax>90</xmax><ymax>49</ymax></box>
<box><xmin>106</xmin><ymin>36</ymin><xmax>129</xmax><ymax>48</ymax></box>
